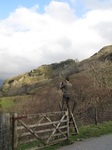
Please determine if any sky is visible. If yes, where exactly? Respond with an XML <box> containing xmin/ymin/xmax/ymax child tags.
<box><xmin>0</xmin><ymin>0</ymin><xmax>112</xmax><ymax>80</ymax></box>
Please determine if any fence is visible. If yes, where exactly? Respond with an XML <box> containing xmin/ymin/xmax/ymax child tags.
<box><xmin>0</xmin><ymin>114</ymin><xmax>11</xmax><ymax>150</ymax></box>
<box><xmin>0</xmin><ymin>108</ymin><xmax>112</xmax><ymax>150</ymax></box>
<box><xmin>75</xmin><ymin>107</ymin><xmax>112</xmax><ymax>127</ymax></box>
<box><xmin>11</xmin><ymin>110</ymin><xmax>78</xmax><ymax>150</ymax></box>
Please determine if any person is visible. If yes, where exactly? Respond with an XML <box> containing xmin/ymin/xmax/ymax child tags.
<box><xmin>60</xmin><ymin>77</ymin><xmax>72</xmax><ymax>113</ymax></box>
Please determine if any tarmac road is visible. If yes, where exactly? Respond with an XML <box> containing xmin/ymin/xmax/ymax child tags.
<box><xmin>59</xmin><ymin>134</ymin><xmax>112</xmax><ymax>150</ymax></box>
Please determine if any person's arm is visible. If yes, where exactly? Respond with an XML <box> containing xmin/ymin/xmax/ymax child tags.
<box><xmin>60</xmin><ymin>82</ymin><xmax>66</xmax><ymax>90</ymax></box>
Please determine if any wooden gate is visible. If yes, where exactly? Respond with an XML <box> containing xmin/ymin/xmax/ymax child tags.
<box><xmin>11</xmin><ymin>110</ymin><xmax>78</xmax><ymax>150</ymax></box>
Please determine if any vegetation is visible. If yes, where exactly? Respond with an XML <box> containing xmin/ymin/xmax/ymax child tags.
<box><xmin>0</xmin><ymin>97</ymin><xmax>15</xmax><ymax>109</ymax></box>
<box><xmin>0</xmin><ymin>95</ymin><xmax>30</xmax><ymax>113</ymax></box>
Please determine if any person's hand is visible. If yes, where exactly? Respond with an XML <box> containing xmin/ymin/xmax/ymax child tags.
<box><xmin>60</xmin><ymin>82</ymin><xmax>62</xmax><ymax>86</ymax></box>
<box><xmin>60</xmin><ymin>82</ymin><xmax>64</xmax><ymax>86</ymax></box>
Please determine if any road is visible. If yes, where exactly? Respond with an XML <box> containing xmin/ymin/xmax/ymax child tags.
<box><xmin>59</xmin><ymin>134</ymin><xmax>112</xmax><ymax>150</ymax></box>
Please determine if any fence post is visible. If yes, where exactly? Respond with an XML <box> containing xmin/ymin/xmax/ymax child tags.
<box><xmin>12</xmin><ymin>113</ymin><xmax>18</xmax><ymax>150</ymax></box>
<box><xmin>0</xmin><ymin>113</ymin><xmax>10</xmax><ymax>150</ymax></box>
<box><xmin>66</xmin><ymin>109</ymin><xmax>69</xmax><ymax>139</ymax></box>
<box><xmin>95</xmin><ymin>107</ymin><xmax>98</xmax><ymax>125</ymax></box>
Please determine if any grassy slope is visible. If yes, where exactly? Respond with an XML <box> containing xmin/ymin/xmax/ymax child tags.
<box><xmin>0</xmin><ymin>95</ymin><xmax>30</xmax><ymax>113</ymax></box>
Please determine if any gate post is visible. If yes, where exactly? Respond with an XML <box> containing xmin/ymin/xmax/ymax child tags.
<box><xmin>66</xmin><ymin>109</ymin><xmax>69</xmax><ymax>139</ymax></box>
<box><xmin>12</xmin><ymin>113</ymin><xmax>18</xmax><ymax>150</ymax></box>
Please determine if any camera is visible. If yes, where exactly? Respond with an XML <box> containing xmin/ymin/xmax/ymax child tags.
<box><xmin>61</xmin><ymin>82</ymin><xmax>64</xmax><ymax>86</ymax></box>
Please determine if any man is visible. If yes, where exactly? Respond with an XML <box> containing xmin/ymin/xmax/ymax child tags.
<box><xmin>60</xmin><ymin>77</ymin><xmax>72</xmax><ymax>112</ymax></box>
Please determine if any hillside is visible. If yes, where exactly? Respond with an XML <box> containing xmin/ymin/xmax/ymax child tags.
<box><xmin>0</xmin><ymin>45</ymin><xmax>112</xmax><ymax>115</ymax></box>
<box><xmin>79</xmin><ymin>45</ymin><xmax>112</xmax><ymax>70</ymax></box>
<box><xmin>1</xmin><ymin>59</ymin><xmax>78</xmax><ymax>96</ymax></box>
<box><xmin>1</xmin><ymin>45</ymin><xmax>112</xmax><ymax>97</ymax></box>
<box><xmin>79</xmin><ymin>45</ymin><xmax>112</xmax><ymax>88</ymax></box>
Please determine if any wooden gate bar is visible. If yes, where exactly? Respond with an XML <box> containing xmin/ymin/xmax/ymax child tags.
<box><xmin>36</xmin><ymin>116</ymin><xmax>44</xmax><ymax>125</ymax></box>
<box><xmin>46</xmin><ymin>116</ymin><xmax>67</xmax><ymax>138</ymax></box>
<box><xmin>70</xmin><ymin>112</ymin><xmax>79</xmax><ymax>134</ymax></box>
<box><xmin>18</xmin><ymin>119</ymin><xmax>46</xmax><ymax>145</ymax></box>
<box><xmin>46</xmin><ymin>114</ymin><xmax>67</xmax><ymax>144</ymax></box>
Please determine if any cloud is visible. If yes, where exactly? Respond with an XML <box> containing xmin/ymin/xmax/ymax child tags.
<box><xmin>0</xmin><ymin>1</ymin><xmax>112</xmax><ymax>79</ymax></box>
<box><xmin>45</xmin><ymin>1</ymin><xmax>77</xmax><ymax>22</ymax></box>
<box><xmin>83</xmin><ymin>0</ymin><xmax>112</xmax><ymax>10</ymax></box>
<box><xmin>70</xmin><ymin>0</ymin><xmax>112</xmax><ymax>11</ymax></box>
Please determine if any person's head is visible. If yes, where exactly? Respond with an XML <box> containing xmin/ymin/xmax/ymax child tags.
<box><xmin>65</xmin><ymin>77</ymin><xmax>69</xmax><ymax>82</ymax></box>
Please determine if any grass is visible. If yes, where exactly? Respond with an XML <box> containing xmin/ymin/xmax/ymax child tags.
<box><xmin>69</xmin><ymin>121</ymin><xmax>112</xmax><ymax>141</ymax></box>
<box><xmin>0</xmin><ymin>97</ymin><xmax>15</xmax><ymax>109</ymax></box>
<box><xmin>0</xmin><ymin>95</ymin><xmax>29</xmax><ymax>111</ymax></box>
<box><xmin>18</xmin><ymin>141</ymin><xmax>41</xmax><ymax>150</ymax></box>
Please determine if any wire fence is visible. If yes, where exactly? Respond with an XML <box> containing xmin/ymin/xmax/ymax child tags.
<box><xmin>74</xmin><ymin>107</ymin><xmax>112</xmax><ymax>127</ymax></box>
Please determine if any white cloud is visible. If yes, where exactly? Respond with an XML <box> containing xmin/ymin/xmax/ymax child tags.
<box><xmin>70</xmin><ymin>0</ymin><xmax>112</xmax><ymax>11</ymax></box>
<box><xmin>84</xmin><ymin>0</ymin><xmax>112</xmax><ymax>10</ymax></box>
<box><xmin>45</xmin><ymin>1</ymin><xmax>77</xmax><ymax>22</ymax></box>
<box><xmin>0</xmin><ymin>1</ymin><xmax>112</xmax><ymax>79</ymax></box>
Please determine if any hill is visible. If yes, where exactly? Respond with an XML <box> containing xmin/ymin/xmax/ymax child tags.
<box><xmin>79</xmin><ymin>45</ymin><xmax>112</xmax><ymax>88</ymax></box>
<box><xmin>0</xmin><ymin>45</ymin><xmax>112</xmax><ymax>115</ymax></box>
<box><xmin>1</xmin><ymin>59</ymin><xmax>78</xmax><ymax>96</ymax></box>
<box><xmin>1</xmin><ymin>45</ymin><xmax>112</xmax><ymax>97</ymax></box>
